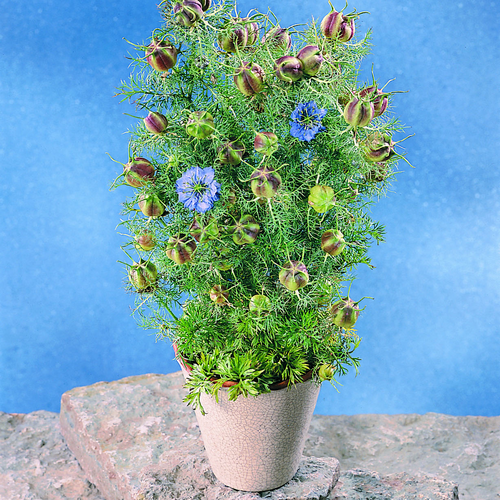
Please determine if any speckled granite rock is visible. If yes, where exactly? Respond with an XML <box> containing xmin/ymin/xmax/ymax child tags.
<box><xmin>0</xmin><ymin>410</ymin><xmax>104</xmax><ymax>500</ymax></box>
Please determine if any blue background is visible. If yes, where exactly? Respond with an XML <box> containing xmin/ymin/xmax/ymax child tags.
<box><xmin>1</xmin><ymin>0</ymin><xmax>499</xmax><ymax>416</ymax></box>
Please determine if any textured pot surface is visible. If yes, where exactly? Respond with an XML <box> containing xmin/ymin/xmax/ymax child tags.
<box><xmin>195</xmin><ymin>379</ymin><xmax>320</xmax><ymax>492</ymax></box>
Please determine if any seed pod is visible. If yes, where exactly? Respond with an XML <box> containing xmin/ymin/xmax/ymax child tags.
<box><xmin>359</xmin><ymin>86</ymin><xmax>388</xmax><ymax>117</ymax></box>
<box><xmin>262</xmin><ymin>26</ymin><xmax>291</xmax><ymax>50</ymax></box>
<box><xmin>129</xmin><ymin>259</ymin><xmax>158</xmax><ymax>291</ymax></box>
<box><xmin>217</xmin><ymin>140</ymin><xmax>245</xmax><ymax>165</ymax></box>
<box><xmin>144</xmin><ymin>111</ymin><xmax>168</xmax><ymax>134</ymax></box>
<box><xmin>321</xmin><ymin>10</ymin><xmax>355</xmax><ymax>42</ymax></box>
<box><xmin>318</xmin><ymin>364</ymin><xmax>335</xmax><ymax>381</ymax></box>
<box><xmin>330</xmin><ymin>297</ymin><xmax>360</xmax><ymax>328</ymax></box>
<box><xmin>364</xmin><ymin>163</ymin><xmax>388</xmax><ymax>183</ymax></box>
<box><xmin>243</xmin><ymin>18</ymin><xmax>260</xmax><ymax>45</ymax></box>
<box><xmin>308</xmin><ymin>185</ymin><xmax>336</xmax><ymax>213</ymax></box>
<box><xmin>250</xmin><ymin>165</ymin><xmax>282</xmax><ymax>199</ymax></box>
<box><xmin>234</xmin><ymin>62</ymin><xmax>265</xmax><ymax>96</ymax></box>
<box><xmin>363</xmin><ymin>132</ymin><xmax>395</xmax><ymax>162</ymax></box>
<box><xmin>249</xmin><ymin>294</ymin><xmax>272</xmax><ymax>316</ymax></box>
<box><xmin>218</xmin><ymin>23</ymin><xmax>248</xmax><ymax>53</ymax></box>
<box><xmin>321</xmin><ymin>229</ymin><xmax>346</xmax><ymax>256</ymax></box>
<box><xmin>189</xmin><ymin>216</ymin><xmax>219</xmax><ymax>243</ymax></box>
<box><xmin>186</xmin><ymin>110</ymin><xmax>215</xmax><ymax>139</ymax></box>
<box><xmin>173</xmin><ymin>0</ymin><xmax>204</xmax><ymax>27</ymax></box>
<box><xmin>165</xmin><ymin>233</ymin><xmax>196</xmax><ymax>265</ymax></box>
<box><xmin>230</xmin><ymin>215</ymin><xmax>260</xmax><ymax>245</ymax></box>
<box><xmin>145</xmin><ymin>40</ymin><xmax>178</xmax><ymax>72</ymax></box>
<box><xmin>210</xmin><ymin>285</ymin><xmax>229</xmax><ymax>305</ymax></box>
<box><xmin>135</xmin><ymin>231</ymin><xmax>156</xmax><ymax>251</ymax></box>
<box><xmin>343</xmin><ymin>97</ymin><xmax>374</xmax><ymax>129</ymax></box>
<box><xmin>138</xmin><ymin>194</ymin><xmax>165</xmax><ymax>217</ymax></box>
<box><xmin>296</xmin><ymin>45</ymin><xmax>324</xmax><ymax>77</ymax></box>
<box><xmin>275</xmin><ymin>56</ymin><xmax>304</xmax><ymax>83</ymax></box>
<box><xmin>198</xmin><ymin>0</ymin><xmax>210</xmax><ymax>11</ymax></box>
<box><xmin>279</xmin><ymin>260</ymin><xmax>309</xmax><ymax>291</ymax></box>
<box><xmin>254</xmin><ymin>131</ymin><xmax>279</xmax><ymax>155</ymax></box>
<box><xmin>124</xmin><ymin>157</ymin><xmax>155</xmax><ymax>187</ymax></box>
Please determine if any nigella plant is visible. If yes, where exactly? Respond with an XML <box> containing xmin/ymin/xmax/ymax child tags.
<box><xmin>112</xmin><ymin>0</ymin><xmax>411</xmax><ymax>410</ymax></box>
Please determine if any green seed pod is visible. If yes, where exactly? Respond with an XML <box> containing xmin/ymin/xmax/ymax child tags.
<box><xmin>318</xmin><ymin>364</ymin><xmax>335</xmax><ymax>381</ymax></box>
<box><xmin>243</xmin><ymin>18</ymin><xmax>260</xmax><ymax>45</ymax></box>
<box><xmin>135</xmin><ymin>231</ymin><xmax>156</xmax><ymax>251</ymax></box>
<box><xmin>165</xmin><ymin>233</ymin><xmax>196</xmax><ymax>265</ymax></box>
<box><xmin>189</xmin><ymin>216</ymin><xmax>219</xmax><ymax>243</ymax></box>
<box><xmin>145</xmin><ymin>40</ymin><xmax>178</xmax><ymax>72</ymax></box>
<box><xmin>138</xmin><ymin>194</ymin><xmax>165</xmax><ymax>217</ymax></box>
<box><xmin>124</xmin><ymin>157</ymin><xmax>155</xmax><ymax>188</ymax></box>
<box><xmin>218</xmin><ymin>22</ymin><xmax>248</xmax><ymax>53</ymax></box>
<box><xmin>217</xmin><ymin>140</ymin><xmax>245</xmax><ymax>165</ymax></box>
<box><xmin>128</xmin><ymin>259</ymin><xmax>158</xmax><ymax>291</ymax></box>
<box><xmin>249</xmin><ymin>294</ymin><xmax>272</xmax><ymax>316</ymax></box>
<box><xmin>186</xmin><ymin>110</ymin><xmax>215</xmax><ymax>139</ymax></box>
<box><xmin>275</xmin><ymin>56</ymin><xmax>304</xmax><ymax>83</ymax></box>
<box><xmin>330</xmin><ymin>297</ymin><xmax>360</xmax><ymax>328</ymax></box>
<box><xmin>254</xmin><ymin>131</ymin><xmax>279</xmax><ymax>155</ymax></box>
<box><xmin>320</xmin><ymin>10</ymin><xmax>355</xmax><ymax>42</ymax></box>
<box><xmin>173</xmin><ymin>0</ymin><xmax>204</xmax><ymax>27</ymax></box>
<box><xmin>343</xmin><ymin>98</ymin><xmax>374</xmax><ymax>129</ymax></box>
<box><xmin>296</xmin><ymin>45</ymin><xmax>324</xmax><ymax>76</ymax></box>
<box><xmin>279</xmin><ymin>260</ymin><xmax>309</xmax><ymax>291</ymax></box>
<box><xmin>144</xmin><ymin>111</ymin><xmax>168</xmax><ymax>134</ymax></box>
<box><xmin>363</xmin><ymin>132</ymin><xmax>395</xmax><ymax>162</ymax></box>
<box><xmin>234</xmin><ymin>62</ymin><xmax>265</xmax><ymax>96</ymax></box>
<box><xmin>210</xmin><ymin>285</ymin><xmax>229</xmax><ymax>305</ymax></box>
<box><xmin>308</xmin><ymin>185</ymin><xmax>336</xmax><ymax>213</ymax></box>
<box><xmin>321</xmin><ymin>229</ymin><xmax>346</xmax><ymax>256</ymax></box>
<box><xmin>231</xmin><ymin>215</ymin><xmax>260</xmax><ymax>245</ymax></box>
<box><xmin>262</xmin><ymin>26</ymin><xmax>291</xmax><ymax>50</ymax></box>
<box><xmin>213</xmin><ymin>247</ymin><xmax>234</xmax><ymax>271</ymax></box>
<box><xmin>359</xmin><ymin>86</ymin><xmax>389</xmax><ymax>117</ymax></box>
<box><xmin>250</xmin><ymin>165</ymin><xmax>282</xmax><ymax>199</ymax></box>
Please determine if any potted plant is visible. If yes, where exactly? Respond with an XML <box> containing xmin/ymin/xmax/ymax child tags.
<box><xmin>112</xmin><ymin>0</ymin><xmax>410</xmax><ymax>492</ymax></box>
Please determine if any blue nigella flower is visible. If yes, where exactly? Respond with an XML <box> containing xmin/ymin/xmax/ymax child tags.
<box><xmin>290</xmin><ymin>101</ymin><xmax>327</xmax><ymax>142</ymax></box>
<box><xmin>176</xmin><ymin>166</ymin><xmax>221</xmax><ymax>213</ymax></box>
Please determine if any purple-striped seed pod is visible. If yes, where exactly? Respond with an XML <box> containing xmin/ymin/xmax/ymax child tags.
<box><xmin>124</xmin><ymin>157</ymin><xmax>155</xmax><ymax>187</ymax></box>
<box><xmin>330</xmin><ymin>297</ymin><xmax>360</xmax><ymax>328</ymax></box>
<box><xmin>234</xmin><ymin>62</ymin><xmax>265</xmax><ymax>96</ymax></box>
<box><xmin>128</xmin><ymin>259</ymin><xmax>158</xmax><ymax>291</ymax></box>
<box><xmin>230</xmin><ymin>214</ymin><xmax>260</xmax><ymax>245</ymax></box>
<box><xmin>249</xmin><ymin>294</ymin><xmax>272</xmax><ymax>316</ymax></box>
<box><xmin>189</xmin><ymin>216</ymin><xmax>219</xmax><ymax>243</ymax></box>
<box><xmin>145</xmin><ymin>40</ymin><xmax>178</xmax><ymax>72</ymax></box>
<box><xmin>210</xmin><ymin>285</ymin><xmax>229</xmax><ymax>305</ymax></box>
<box><xmin>359</xmin><ymin>86</ymin><xmax>389</xmax><ymax>117</ymax></box>
<box><xmin>279</xmin><ymin>260</ymin><xmax>309</xmax><ymax>291</ymax></box>
<box><xmin>218</xmin><ymin>24</ymin><xmax>248</xmax><ymax>53</ymax></box>
<box><xmin>296</xmin><ymin>45</ymin><xmax>324</xmax><ymax>77</ymax></box>
<box><xmin>250</xmin><ymin>165</ymin><xmax>282</xmax><ymax>199</ymax></box>
<box><xmin>198</xmin><ymin>0</ymin><xmax>210</xmax><ymax>12</ymax></box>
<box><xmin>173</xmin><ymin>0</ymin><xmax>204</xmax><ymax>27</ymax></box>
<box><xmin>166</xmin><ymin>233</ymin><xmax>196</xmax><ymax>265</ymax></box>
<box><xmin>135</xmin><ymin>231</ymin><xmax>156</xmax><ymax>251</ymax></box>
<box><xmin>254</xmin><ymin>131</ymin><xmax>279</xmax><ymax>155</ymax></box>
<box><xmin>337</xmin><ymin>17</ymin><xmax>355</xmax><ymax>42</ymax></box>
<box><xmin>308</xmin><ymin>185</ymin><xmax>336</xmax><ymax>213</ymax></box>
<box><xmin>343</xmin><ymin>97</ymin><xmax>374</xmax><ymax>128</ymax></box>
<box><xmin>144</xmin><ymin>111</ymin><xmax>168</xmax><ymax>134</ymax></box>
<box><xmin>363</xmin><ymin>132</ymin><xmax>395</xmax><ymax>162</ymax></box>
<box><xmin>321</xmin><ymin>229</ymin><xmax>346</xmax><ymax>256</ymax></box>
<box><xmin>321</xmin><ymin>10</ymin><xmax>355</xmax><ymax>42</ymax></box>
<box><xmin>217</xmin><ymin>140</ymin><xmax>245</xmax><ymax>164</ymax></box>
<box><xmin>262</xmin><ymin>26</ymin><xmax>291</xmax><ymax>50</ymax></box>
<box><xmin>186</xmin><ymin>110</ymin><xmax>215</xmax><ymax>139</ymax></box>
<box><xmin>138</xmin><ymin>193</ymin><xmax>165</xmax><ymax>217</ymax></box>
<box><xmin>243</xmin><ymin>18</ymin><xmax>260</xmax><ymax>46</ymax></box>
<box><xmin>275</xmin><ymin>56</ymin><xmax>304</xmax><ymax>83</ymax></box>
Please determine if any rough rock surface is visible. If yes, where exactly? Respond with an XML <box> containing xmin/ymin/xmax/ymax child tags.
<box><xmin>0</xmin><ymin>410</ymin><xmax>104</xmax><ymax>500</ymax></box>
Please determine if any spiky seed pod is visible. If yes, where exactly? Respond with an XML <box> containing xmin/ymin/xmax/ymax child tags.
<box><xmin>254</xmin><ymin>131</ymin><xmax>279</xmax><ymax>155</ymax></box>
<box><xmin>210</xmin><ymin>285</ymin><xmax>229</xmax><ymax>305</ymax></box>
<box><xmin>308</xmin><ymin>185</ymin><xmax>336</xmax><ymax>213</ymax></box>
<box><xmin>189</xmin><ymin>216</ymin><xmax>219</xmax><ymax>243</ymax></box>
<box><xmin>364</xmin><ymin>163</ymin><xmax>388</xmax><ymax>183</ymax></box>
<box><xmin>144</xmin><ymin>112</ymin><xmax>168</xmax><ymax>134</ymax></box>
<box><xmin>231</xmin><ymin>215</ymin><xmax>260</xmax><ymax>245</ymax></box>
<box><xmin>330</xmin><ymin>298</ymin><xmax>360</xmax><ymax>328</ymax></box>
<box><xmin>129</xmin><ymin>260</ymin><xmax>158</xmax><ymax>291</ymax></box>
<box><xmin>279</xmin><ymin>260</ymin><xmax>309</xmax><ymax>291</ymax></box>
<box><xmin>213</xmin><ymin>247</ymin><xmax>234</xmax><ymax>271</ymax></box>
<box><xmin>249</xmin><ymin>295</ymin><xmax>272</xmax><ymax>316</ymax></box>
<box><xmin>243</xmin><ymin>18</ymin><xmax>260</xmax><ymax>45</ymax></box>
<box><xmin>321</xmin><ymin>229</ymin><xmax>346</xmax><ymax>256</ymax></box>
<box><xmin>234</xmin><ymin>62</ymin><xmax>265</xmax><ymax>96</ymax></box>
<box><xmin>186</xmin><ymin>111</ymin><xmax>215</xmax><ymax>139</ymax></box>
<box><xmin>124</xmin><ymin>157</ymin><xmax>155</xmax><ymax>187</ymax></box>
<box><xmin>165</xmin><ymin>233</ymin><xmax>196</xmax><ymax>265</ymax></box>
<box><xmin>275</xmin><ymin>56</ymin><xmax>304</xmax><ymax>83</ymax></box>
<box><xmin>318</xmin><ymin>364</ymin><xmax>335</xmax><ymax>381</ymax></box>
<box><xmin>250</xmin><ymin>165</ymin><xmax>282</xmax><ymax>198</ymax></box>
<box><xmin>363</xmin><ymin>132</ymin><xmax>395</xmax><ymax>162</ymax></box>
<box><xmin>173</xmin><ymin>0</ymin><xmax>204</xmax><ymax>27</ymax></box>
<box><xmin>262</xmin><ymin>26</ymin><xmax>291</xmax><ymax>50</ymax></box>
<box><xmin>135</xmin><ymin>231</ymin><xmax>156</xmax><ymax>251</ymax></box>
<box><xmin>218</xmin><ymin>23</ymin><xmax>248</xmax><ymax>53</ymax></box>
<box><xmin>343</xmin><ymin>98</ymin><xmax>374</xmax><ymax>129</ymax></box>
<box><xmin>296</xmin><ymin>45</ymin><xmax>324</xmax><ymax>76</ymax></box>
<box><xmin>359</xmin><ymin>86</ymin><xmax>389</xmax><ymax>117</ymax></box>
<box><xmin>138</xmin><ymin>194</ymin><xmax>165</xmax><ymax>217</ymax></box>
<box><xmin>145</xmin><ymin>40</ymin><xmax>178</xmax><ymax>72</ymax></box>
<box><xmin>320</xmin><ymin>10</ymin><xmax>355</xmax><ymax>42</ymax></box>
<box><xmin>217</xmin><ymin>140</ymin><xmax>245</xmax><ymax>165</ymax></box>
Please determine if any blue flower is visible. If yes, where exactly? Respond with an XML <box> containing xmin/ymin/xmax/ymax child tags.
<box><xmin>176</xmin><ymin>166</ymin><xmax>221</xmax><ymax>213</ymax></box>
<box><xmin>290</xmin><ymin>101</ymin><xmax>327</xmax><ymax>142</ymax></box>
